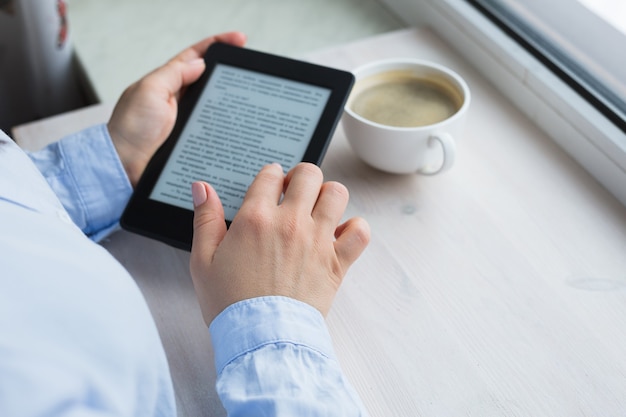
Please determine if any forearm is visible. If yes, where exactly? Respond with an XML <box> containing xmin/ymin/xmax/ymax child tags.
<box><xmin>210</xmin><ymin>297</ymin><xmax>369</xmax><ymax>417</ymax></box>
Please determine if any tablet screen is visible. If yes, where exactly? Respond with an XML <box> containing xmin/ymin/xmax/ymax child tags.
<box><xmin>150</xmin><ymin>64</ymin><xmax>332</xmax><ymax>220</ymax></box>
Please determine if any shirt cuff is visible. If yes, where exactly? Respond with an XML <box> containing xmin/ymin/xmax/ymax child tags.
<box><xmin>30</xmin><ymin>124</ymin><xmax>132</xmax><ymax>240</ymax></box>
<box><xmin>209</xmin><ymin>296</ymin><xmax>336</xmax><ymax>376</ymax></box>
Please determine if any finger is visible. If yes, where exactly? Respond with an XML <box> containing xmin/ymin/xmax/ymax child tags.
<box><xmin>282</xmin><ymin>163</ymin><xmax>324</xmax><ymax>212</ymax></box>
<box><xmin>239</xmin><ymin>163</ymin><xmax>285</xmax><ymax>212</ymax></box>
<box><xmin>334</xmin><ymin>217</ymin><xmax>371</xmax><ymax>272</ymax></box>
<box><xmin>145</xmin><ymin>58</ymin><xmax>205</xmax><ymax>97</ymax></box>
<box><xmin>177</xmin><ymin>58</ymin><xmax>206</xmax><ymax>89</ymax></box>
<box><xmin>152</xmin><ymin>31</ymin><xmax>248</xmax><ymax>100</ymax></box>
<box><xmin>311</xmin><ymin>181</ymin><xmax>349</xmax><ymax>236</ymax></box>
<box><xmin>174</xmin><ymin>31</ymin><xmax>247</xmax><ymax>63</ymax></box>
<box><xmin>190</xmin><ymin>182</ymin><xmax>227</xmax><ymax>267</ymax></box>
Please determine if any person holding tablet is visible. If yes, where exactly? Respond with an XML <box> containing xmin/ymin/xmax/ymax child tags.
<box><xmin>0</xmin><ymin>31</ymin><xmax>370</xmax><ymax>417</ymax></box>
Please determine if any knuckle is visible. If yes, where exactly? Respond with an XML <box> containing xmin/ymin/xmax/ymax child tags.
<box><xmin>255</xmin><ymin>164</ymin><xmax>284</xmax><ymax>185</ymax></box>
<box><xmin>193</xmin><ymin>210</ymin><xmax>221</xmax><ymax>230</ymax></box>
<box><xmin>352</xmin><ymin>217</ymin><xmax>372</xmax><ymax>246</ymax></box>
<box><xmin>280</xmin><ymin>214</ymin><xmax>303</xmax><ymax>237</ymax></box>
<box><xmin>357</xmin><ymin>229</ymin><xmax>371</xmax><ymax>248</ymax></box>
<box><xmin>325</xmin><ymin>181</ymin><xmax>349</xmax><ymax>200</ymax></box>
<box><xmin>275</xmin><ymin>209</ymin><xmax>313</xmax><ymax>246</ymax></box>
<box><xmin>294</xmin><ymin>162</ymin><xmax>323</xmax><ymax>180</ymax></box>
<box><xmin>236</xmin><ymin>207</ymin><xmax>274</xmax><ymax>234</ymax></box>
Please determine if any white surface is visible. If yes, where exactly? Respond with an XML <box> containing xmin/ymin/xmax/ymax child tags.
<box><xmin>15</xmin><ymin>28</ymin><xmax>626</xmax><ymax>417</ymax></box>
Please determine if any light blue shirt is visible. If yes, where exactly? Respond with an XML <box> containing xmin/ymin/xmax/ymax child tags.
<box><xmin>0</xmin><ymin>126</ymin><xmax>367</xmax><ymax>416</ymax></box>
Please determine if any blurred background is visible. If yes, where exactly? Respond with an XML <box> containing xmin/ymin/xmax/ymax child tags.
<box><xmin>0</xmin><ymin>0</ymin><xmax>404</xmax><ymax>132</ymax></box>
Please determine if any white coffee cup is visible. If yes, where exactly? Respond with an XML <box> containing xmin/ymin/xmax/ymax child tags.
<box><xmin>342</xmin><ymin>59</ymin><xmax>470</xmax><ymax>175</ymax></box>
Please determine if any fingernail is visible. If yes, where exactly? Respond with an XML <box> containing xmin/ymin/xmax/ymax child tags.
<box><xmin>192</xmin><ymin>182</ymin><xmax>207</xmax><ymax>207</ymax></box>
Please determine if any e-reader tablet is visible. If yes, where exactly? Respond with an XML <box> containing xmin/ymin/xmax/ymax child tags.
<box><xmin>120</xmin><ymin>43</ymin><xmax>354</xmax><ymax>250</ymax></box>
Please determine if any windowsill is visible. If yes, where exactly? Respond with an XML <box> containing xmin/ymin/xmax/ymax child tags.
<box><xmin>380</xmin><ymin>0</ymin><xmax>626</xmax><ymax>207</ymax></box>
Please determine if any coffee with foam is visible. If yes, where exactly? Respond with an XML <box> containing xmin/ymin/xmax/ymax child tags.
<box><xmin>349</xmin><ymin>70</ymin><xmax>462</xmax><ymax>128</ymax></box>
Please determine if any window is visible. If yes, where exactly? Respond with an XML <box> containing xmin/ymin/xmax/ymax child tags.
<box><xmin>468</xmin><ymin>0</ymin><xmax>626</xmax><ymax>133</ymax></box>
<box><xmin>380</xmin><ymin>0</ymin><xmax>626</xmax><ymax>206</ymax></box>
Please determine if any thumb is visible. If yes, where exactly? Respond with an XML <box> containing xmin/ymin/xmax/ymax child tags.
<box><xmin>179</xmin><ymin>57</ymin><xmax>206</xmax><ymax>87</ymax></box>
<box><xmin>191</xmin><ymin>182</ymin><xmax>227</xmax><ymax>265</ymax></box>
<box><xmin>152</xmin><ymin>58</ymin><xmax>205</xmax><ymax>102</ymax></box>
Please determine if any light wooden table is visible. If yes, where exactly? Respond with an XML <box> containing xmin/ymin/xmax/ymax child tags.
<box><xmin>14</xmin><ymin>28</ymin><xmax>626</xmax><ymax>417</ymax></box>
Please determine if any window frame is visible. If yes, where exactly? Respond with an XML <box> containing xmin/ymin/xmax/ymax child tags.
<box><xmin>380</xmin><ymin>0</ymin><xmax>626</xmax><ymax>207</ymax></box>
<box><xmin>469</xmin><ymin>0</ymin><xmax>626</xmax><ymax>133</ymax></box>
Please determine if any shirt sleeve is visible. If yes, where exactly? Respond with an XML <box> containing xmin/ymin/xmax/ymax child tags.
<box><xmin>26</xmin><ymin>124</ymin><xmax>133</xmax><ymax>241</ymax></box>
<box><xmin>209</xmin><ymin>296</ymin><xmax>369</xmax><ymax>417</ymax></box>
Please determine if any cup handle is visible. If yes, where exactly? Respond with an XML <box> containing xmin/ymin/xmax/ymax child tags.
<box><xmin>419</xmin><ymin>133</ymin><xmax>456</xmax><ymax>176</ymax></box>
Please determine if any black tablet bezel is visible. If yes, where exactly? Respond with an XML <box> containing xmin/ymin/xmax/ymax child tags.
<box><xmin>120</xmin><ymin>43</ymin><xmax>354</xmax><ymax>250</ymax></box>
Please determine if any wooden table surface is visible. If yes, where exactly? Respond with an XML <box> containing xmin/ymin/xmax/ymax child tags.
<box><xmin>14</xmin><ymin>28</ymin><xmax>626</xmax><ymax>416</ymax></box>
